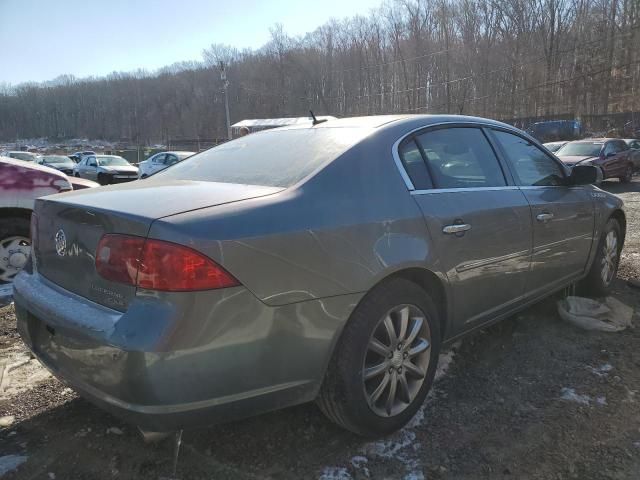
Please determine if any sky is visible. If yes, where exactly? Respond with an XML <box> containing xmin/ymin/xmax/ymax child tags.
<box><xmin>0</xmin><ymin>0</ymin><xmax>381</xmax><ymax>85</ymax></box>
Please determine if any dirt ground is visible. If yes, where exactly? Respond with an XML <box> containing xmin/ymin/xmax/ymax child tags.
<box><xmin>0</xmin><ymin>179</ymin><xmax>639</xmax><ymax>480</ymax></box>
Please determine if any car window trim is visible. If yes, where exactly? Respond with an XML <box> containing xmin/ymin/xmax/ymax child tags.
<box><xmin>484</xmin><ymin>126</ymin><xmax>570</xmax><ymax>187</ymax></box>
<box><xmin>392</xmin><ymin>121</ymin><xmax>515</xmax><ymax>193</ymax></box>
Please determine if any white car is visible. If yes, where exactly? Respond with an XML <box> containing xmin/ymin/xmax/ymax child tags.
<box><xmin>5</xmin><ymin>151</ymin><xmax>40</xmax><ymax>162</ymax></box>
<box><xmin>138</xmin><ymin>151</ymin><xmax>195</xmax><ymax>178</ymax></box>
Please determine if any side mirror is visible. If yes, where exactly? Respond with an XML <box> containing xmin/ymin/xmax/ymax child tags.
<box><xmin>569</xmin><ymin>165</ymin><xmax>600</xmax><ymax>185</ymax></box>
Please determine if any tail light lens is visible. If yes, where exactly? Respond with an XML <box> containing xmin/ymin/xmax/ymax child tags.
<box><xmin>96</xmin><ymin>234</ymin><xmax>239</xmax><ymax>292</ymax></box>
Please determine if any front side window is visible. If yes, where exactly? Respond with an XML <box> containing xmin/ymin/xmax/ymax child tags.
<box><xmin>492</xmin><ymin>130</ymin><xmax>565</xmax><ymax>187</ymax></box>
<box><xmin>414</xmin><ymin>127</ymin><xmax>506</xmax><ymax>189</ymax></box>
<box><xmin>153</xmin><ymin>154</ymin><xmax>166</xmax><ymax>164</ymax></box>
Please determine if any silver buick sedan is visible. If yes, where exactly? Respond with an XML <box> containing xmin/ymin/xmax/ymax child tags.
<box><xmin>14</xmin><ymin>115</ymin><xmax>625</xmax><ymax>437</ymax></box>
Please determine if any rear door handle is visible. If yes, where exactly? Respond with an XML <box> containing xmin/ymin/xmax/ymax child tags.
<box><xmin>536</xmin><ymin>212</ymin><xmax>554</xmax><ymax>223</ymax></box>
<box><xmin>442</xmin><ymin>223</ymin><xmax>471</xmax><ymax>234</ymax></box>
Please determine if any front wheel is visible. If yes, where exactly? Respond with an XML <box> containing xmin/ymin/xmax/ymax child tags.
<box><xmin>317</xmin><ymin>278</ymin><xmax>441</xmax><ymax>436</ymax></box>
<box><xmin>97</xmin><ymin>173</ymin><xmax>109</xmax><ymax>185</ymax></box>
<box><xmin>620</xmin><ymin>165</ymin><xmax>633</xmax><ymax>183</ymax></box>
<box><xmin>582</xmin><ymin>218</ymin><xmax>622</xmax><ymax>296</ymax></box>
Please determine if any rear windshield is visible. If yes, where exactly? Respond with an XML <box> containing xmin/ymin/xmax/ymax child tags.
<box><xmin>155</xmin><ymin>128</ymin><xmax>370</xmax><ymax>187</ymax></box>
<box><xmin>557</xmin><ymin>142</ymin><xmax>602</xmax><ymax>157</ymax></box>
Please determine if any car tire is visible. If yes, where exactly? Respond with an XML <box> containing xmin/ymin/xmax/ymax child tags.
<box><xmin>141</xmin><ymin>174</ymin><xmax>148</xmax><ymax>179</ymax></box>
<box><xmin>74</xmin><ymin>172</ymin><xmax>80</xmax><ymax>177</ymax></box>
<box><xmin>0</xmin><ymin>216</ymin><xmax>31</xmax><ymax>284</ymax></box>
<box><xmin>581</xmin><ymin>218</ymin><xmax>622</xmax><ymax>297</ymax></box>
<box><xmin>317</xmin><ymin>278</ymin><xmax>441</xmax><ymax>437</ymax></box>
<box><xmin>97</xmin><ymin>173</ymin><xmax>108</xmax><ymax>185</ymax></box>
<box><xmin>620</xmin><ymin>165</ymin><xmax>633</xmax><ymax>183</ymax></box>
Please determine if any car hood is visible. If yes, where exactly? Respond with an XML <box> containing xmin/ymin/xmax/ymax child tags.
<box><xmin>45</xmin><ymin>179</ymin><xmax>284</xmax><ymax>219</ymax></box>
<box><xmin>557</xmin><ymin>155</ymin><xmax>598</xmax><ymax>165</ymax></box>
<box><xmin>98</xmin><ymin>165</ymin><xmax>138</xmax><ymax>173</ymax></box>
<box><xmin>67</xmin><ymin>176</ymin><xmax>100</xmax><ymax>190</ymax></box>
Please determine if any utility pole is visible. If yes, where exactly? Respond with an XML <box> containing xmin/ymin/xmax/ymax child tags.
<box><xmin>219</xmin><ymin>61</ymin><xmax>232</xmax><ymax>140</ymax></box>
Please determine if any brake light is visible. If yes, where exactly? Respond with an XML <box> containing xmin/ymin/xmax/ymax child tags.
<box><xmin>96</xmin><ymin>234</ymin><xmax>239</xmax><ymax>292</ymax></box>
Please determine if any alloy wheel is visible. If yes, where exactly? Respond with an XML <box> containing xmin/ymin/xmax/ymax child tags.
<box><xmin>600</xmin><ymin>230</ymin><xmax>618</xmax><ymax>286</ymax></box>
<box><xmin>0</xmin><ymin>236</ymin><xmax>31</xmax><ymax>282</ymax></box>
<box><xmin>363</xmin><ymin>304</ymin><xmax>431</xmax><ymax>417</ymax></box>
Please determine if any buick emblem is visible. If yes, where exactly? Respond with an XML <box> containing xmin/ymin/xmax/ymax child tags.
<box><xmin>55</xmin><ymin>229</ymin><xmax>67</xmax><ymax>257</ymax></box>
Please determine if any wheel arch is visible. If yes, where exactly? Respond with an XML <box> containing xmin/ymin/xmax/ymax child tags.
<box><xmin>384</xmin><ymin>268</ymin><xmax>450</xmax><ymax>341</ymax></box>
<box><xmin>0</xmin><ymin>207</ymin><xmax>33</xmax><ymax>222</ymax></box>
<box><xmin>610</xmin><ymin>209</ymin><xmax>626</xmax><ymax>247</ymax></box>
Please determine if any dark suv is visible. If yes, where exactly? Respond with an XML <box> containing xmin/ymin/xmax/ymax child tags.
<box><xmin>556</xmin><ymin>138</ymin><xmax>634</xmax><ymax>182</ymax></box>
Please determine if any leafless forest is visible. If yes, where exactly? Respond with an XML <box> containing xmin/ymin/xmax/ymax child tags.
<box><xmin>1</xmin><ymin>0</ymin><xmax>639</xmax><ymax>143</ymax></box>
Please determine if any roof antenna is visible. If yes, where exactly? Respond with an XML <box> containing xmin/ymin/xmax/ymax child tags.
<box><xmin>310</xmin><ymin>110</ymin><xmax>327</xmax><ymax>126</ymax></box>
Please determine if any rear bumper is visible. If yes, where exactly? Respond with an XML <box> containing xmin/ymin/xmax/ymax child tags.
<box><xmin>13</xmin><ymin>272</ymin><xmax>359</xmax><ymax>430</ymax></box>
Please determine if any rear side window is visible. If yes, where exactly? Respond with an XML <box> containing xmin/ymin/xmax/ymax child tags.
<box><xmin>398</xmin><ymin>140</ymin><xmax>433</xmax><ymax>190</ymax></box>
<box><xmin>492</xmin><ymin>130</ymin><xmax>565</xmax><ymax>186</ymax></box>
<box><xmin>414</xmin><ymin>127</ymin><xmax>506</xmax><ymax>188</ymax></box>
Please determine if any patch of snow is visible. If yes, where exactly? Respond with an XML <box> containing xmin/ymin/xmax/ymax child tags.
<box><xmin>561</xmin><ymin>388</ymin><xmax>606</xmax><ymax>406</ymax></box>
<box><xmin>587</xmin><ymin>364</ymin><xmax>613</xmax><ymax>377</ymax></box>
<box><xmin>0</xmin><ymin>415</ymin><xmax>15</xmax><ymax>427</ymax></box>
<box><xmin>0</xmin><ymin>455</ymin><xmax>27</xmax><ymax>476</ymax></box>
<box><xmin>318</xmin><ymin>466</ymin><xmax>352</xmax><ymax>480</ymax></box>
<box><xmin>350</xmin><ymin>456</ymin><xmax>370</xmax><ymax>478</ymax></box>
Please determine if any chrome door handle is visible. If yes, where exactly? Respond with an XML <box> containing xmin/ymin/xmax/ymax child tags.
<box><xmin>442</xmin><ymin>223</ymin><xmax>471</xmax><ymax>234</ymax></box>
<box><xmin>536</xmin><ymin>212</ymin><xmax>554</xmax><ymax>223</ymax></box>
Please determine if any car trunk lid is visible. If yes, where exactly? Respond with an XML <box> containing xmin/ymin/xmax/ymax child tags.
<box><xmin>33</xmin><ymin>180</ymin><xmax>282</xmax><ymax>311</ymax></box>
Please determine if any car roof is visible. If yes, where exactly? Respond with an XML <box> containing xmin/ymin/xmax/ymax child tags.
<box><xmin>275</xmin><ymin>114</ymin><xmax>516</xmax><ymax>132</ymax></box>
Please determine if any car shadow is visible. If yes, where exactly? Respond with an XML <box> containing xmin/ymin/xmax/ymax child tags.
<box><xmin>599</xmin><ymin>177</ymin><xmax>640</xmax><ymax>194</ymax></box>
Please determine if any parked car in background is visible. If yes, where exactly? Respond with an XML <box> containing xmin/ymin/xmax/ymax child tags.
<box><xmin>73</xmin><ymin>154</ymin><xmax>138</xmax><ymax>185</ymax></box>
<box><xmin>0</xmin><ymin>156</ymin><xmax>72</xmax><ymax>288</ymax></box>
<box><xmin>13</xmin><ymin>115</ymin><xmax>623</xmax><ymax>437</ymax></box>
<box><xmin>527</xmin><ymin>120</ymin><xmax>582</xmax><ymax>142</ymax></box>
<box><xmin>37</xmin><ymin>155</ymin><xmax>76</xmax><ymax>175</ymax></box>
<box><xmin>5</xmin><ymin>151</ymin><xmax>40</xmax><ymax>162</ymax></box>
<box><xmin>68</xmin><ymin>154</ymin><xmax>81</xmax><ymax>163</ymax></box>
<box><xmin>556</xmin><ymin>138</ymin><xmax>634</xmax><ymax>182</ymax></box>
<box><xmin>621</xmin><ymin>139</ymin><xmax>640</xmax><ymax>171</ymax></box>
<box><xmin>138</xmin><ymin>151</ymin><xmax>195</xmax><ymax>178</ymax></box>
<box><xmin>72</xmin><ymin>151</ymin><xmax>96</xmax><ymax>161</ymax></box>
<box><xmin>543</xmin><ymin>141</ymin><xmax>568</xmax><ymax>153</ymax></box>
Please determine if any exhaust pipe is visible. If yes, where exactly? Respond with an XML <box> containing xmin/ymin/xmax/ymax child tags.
<box><xmin>137</xmin><ymin>427</ymin><xmax>173</xmax><ymax>443</ymax></box>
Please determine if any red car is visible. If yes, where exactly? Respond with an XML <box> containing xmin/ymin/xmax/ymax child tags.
<box><xmin>556</xmin><ymin>138</ymin><xmax>634</xmax><ymax>182</ymax></box>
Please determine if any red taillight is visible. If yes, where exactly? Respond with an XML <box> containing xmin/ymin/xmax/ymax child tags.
<box><xmin>95</xmin><ymin>234</ymin><xmax>239</xmax><ymax>292</ymax></box>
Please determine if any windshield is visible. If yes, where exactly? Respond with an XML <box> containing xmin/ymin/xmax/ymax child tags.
<box><xmin>12</xmin><ymin>152</ymin><xmax>37</xmax><ymax>161</ymax></box>
<box><xmin>96</xmin><ymin>155</ymin><xmax>130</xmax><ymax>166</ymax></box>
<box><xmin>155</xmin><ymin>128</ymin><xmax>371</xmax><ymax>187</ymax></box>
<box><xmin>557</xmin><ymin>142</ymin><xmax>602</xmax><ymax>157</ymax></box>
<box><xmin>43</xmin><ymin>155</ymin><xmax>71</xmax><ymax>164</ymax></box>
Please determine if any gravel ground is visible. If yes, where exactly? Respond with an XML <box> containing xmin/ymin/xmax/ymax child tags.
<box><xmin>0</xmin><ymin>179</ymin><xmax>639</xmax><ymax>480</ymax></box>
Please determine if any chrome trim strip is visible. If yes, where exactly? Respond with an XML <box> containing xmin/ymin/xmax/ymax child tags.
<box><xmin>532</xmin><ymin>233</ymin><xmax>593</xmax><ymax>253</ymax></box>
<box><xmin>411</xmin><ymin>186</ymin><xmax>520</xmax><ymax>195</ymax></box>
<box><xmin>456</xmin><ymin>249</ymin><xmax>530</xmax><ymax>273</ymax></box>
<box><xmin>391</xmin><ymin>120</ymin><xmax>524</xmax><ymax>192</ymax></box>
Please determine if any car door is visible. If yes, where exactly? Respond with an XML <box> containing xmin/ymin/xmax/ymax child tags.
<box><xmin>84</xmin><ymin>156</ymin><xmax>98</xmax><ymax>180</ymax></box>
<box><xmin>399</xmin><ymin>125</ymin><xmax>532</xmax><ymax>333</ymax></box>
<box><xmin>489</xmin><ymin>129</ymin><xmax>595</xmax><ymax>296</ymax></box>
<box><xmin>602</xmin><ymin>141</ymin><xmax>627</xmax><ymax>178</ymax></box>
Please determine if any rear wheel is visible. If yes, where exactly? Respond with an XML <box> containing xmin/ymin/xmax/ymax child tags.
<box><xmin>0</xmin><ymin>217</ymin><xmax>31</xmax><ymax>284</ymax></box>
<box><xmin>620</xmin><ymin>165</ymin><xmax>633</xmax><ymax>183</ymax></box>
<box><xmin>582</xmin><ymin>218</ymin><xmax>621</xmax><ymax>296</ymax></box>
<box><xmin>317</xmin><ymin>278</ymin><xmax>441</xmax><ymax>436</ymax></box>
